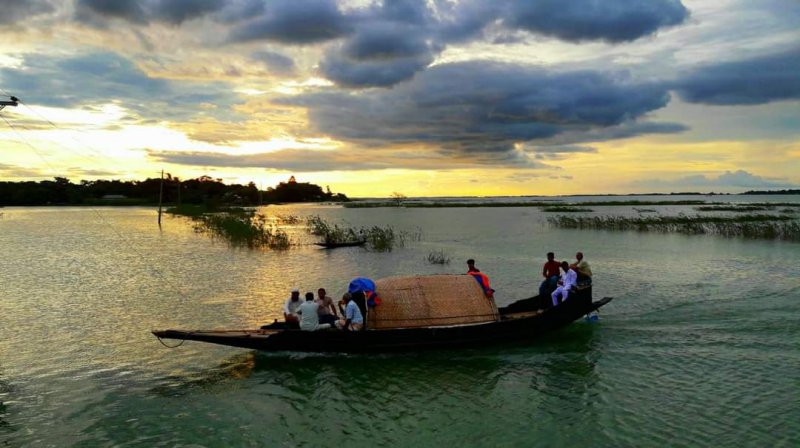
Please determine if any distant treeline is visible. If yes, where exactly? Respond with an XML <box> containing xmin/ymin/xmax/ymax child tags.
<box><xmin>743</xmin><ymin>189</ymin><xmax>800</xmax><ymax>195</ymax></box>
<box><xmin>0</xmin><ymin>175</ymin><xmax>348</xmax><ymax>206</ymax></box>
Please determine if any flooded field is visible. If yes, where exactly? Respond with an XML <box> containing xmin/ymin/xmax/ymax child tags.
<box><xmin>1</xmin><ymin>196</ymin><xmax>799</xmax><ymax>446</ymax></box>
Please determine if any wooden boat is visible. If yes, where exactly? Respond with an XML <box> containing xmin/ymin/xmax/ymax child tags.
<box><xmin>313</xmin><ymin>240</ymin><xmax>367</xmax><ymax>248</ymax></box>
<box><xmin>152</xmin><ymin>275</ymin><xmax>612</xmax><ymax>353</ymax></box>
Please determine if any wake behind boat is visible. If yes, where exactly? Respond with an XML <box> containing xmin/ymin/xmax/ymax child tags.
<box><xmin>153</xmin><ymin>275</ymin><xmax>612</xmax><ymax>353</ymax></box>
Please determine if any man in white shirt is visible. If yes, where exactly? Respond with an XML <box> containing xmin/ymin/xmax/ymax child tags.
<box><xmin>298</xmin><ymin>292</ymin><xmax>331</xmax><ymax>331</ymax></box>
<box><xmin>283</xmin><ymin>289</ymin><xmax>303</xmax><ymax>327</ymax></box>
<box><xmin>551</xmin><ymin>261</ymin><xmax>577</xmax><ymax>307</ymax></box>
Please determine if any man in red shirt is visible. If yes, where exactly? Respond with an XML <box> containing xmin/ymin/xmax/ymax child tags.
<box><xmin>539</xmin><ymin>252</ymin><xmax>561</xmax><ymax>298</ymax></box>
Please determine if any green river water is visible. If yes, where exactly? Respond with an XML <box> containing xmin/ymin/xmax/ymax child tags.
<box><xmin>1</xmin><ymin>197</ymin><xmax>798</xmax><ymax>447</ymax></box>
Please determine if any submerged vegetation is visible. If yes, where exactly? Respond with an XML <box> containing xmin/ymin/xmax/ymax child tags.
<box><xmin>343</xmin><ymin>200</ymin><xmax>558</xmax><ymax>208</ymax></box>
<box><xmin>426</xmin><ymin>250</ymin><xmax>451</xmax><ymax>265</ymax></box>
<box><xmin>167</xmin><ymin>206</ymin><xmax>290</xmax><ymax>249</ymax></box>
<box><xmin>306</xmin><ymin>215</ymin><xmax>421</xmax><ymax>251</ymax></box>
<box><xmin>547</xmin><ymin>214</ymin><xmax>800</xmax><ymax>241</ymax></box>
<box><xmin>344</xmin><ymin>199</ymin><xmax>722</xmax><ymax>208</ymax></box>
<box><xmin>694</xmin><ymin>205</ymin><xmax>775</xmax><ymax>212</ymax></box>
<box><xmin>541</xmin><ymin>206</ymin><xmax>593</xmax><ymax>213</ymax></box>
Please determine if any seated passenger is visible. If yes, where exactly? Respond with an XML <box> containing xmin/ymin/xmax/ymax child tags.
<box><xmin>298</xmin><ymin>292</ymin><xmax>331</xmax><ymax>331</ymax></box>
<box><xmin>551</xmin><ymin>261</ymin><xmax>577</xmax><ymax>307</ymax></box>
<box><xmin>570</xmin><ymin>251</ymin><xmax>592</xmax><ymax>285</ymax></box>
<box><xmin>466</xmin><ymin>260</ymin><xmax>494</xmax><ymax>298</ymax></box>
<box><xmin>336</xmin><ymin>292</ymin><xmax>364</xmax><ymax>331</ymax></box>
<box><xmin>316</xmin><ymin>288</ymin><xmax>339</xmax><ymax>326</ymax></box>
<box><xmin>337</xmin><ymin>293</ymin><xmax>350</xmax><ymax>316</ymax></box>
<box><xmin>283</xmin><ymin>288</ymin><xmax>302</xmax><ymax>328</ymax></box>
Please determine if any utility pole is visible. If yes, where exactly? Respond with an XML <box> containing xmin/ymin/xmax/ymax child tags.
<box><xmin>158</xmin><ymin>169</ymin><xmax>164</xmax><ymax>227</ymax></box>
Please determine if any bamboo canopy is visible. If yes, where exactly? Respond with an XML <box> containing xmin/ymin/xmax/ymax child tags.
<box><xmin>369</xmin><ymin>275</ymin><xmax>499</xmax><ymax>330</ymax></box>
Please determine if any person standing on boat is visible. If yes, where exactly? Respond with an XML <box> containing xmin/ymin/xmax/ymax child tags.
<box><xmin>298</xmin><ymin>292</ymin><xmax>331</xmax><ymax>331</ymax></box>
<box><xmin>539</xmin><ymin>252</ymin><xmax>561</xmax><ymax>298</ymax></box>
<box><xmin>283</xmin><ymin>289</ymin><xmax>303</xmax><ymax>327</ymax></box>
<box><xmin>570</xmin><ymin>252</ymin><xmax>592</xmax><ymax>285</ymax></box>
<box><xmin>551</xmin><ymin>261</ymin><xmax>577</xmax><ymax>306</ymax></box>
<box><xmin>316</xmin><ymin>288</ymin><xmax>338</xmax><ymax>326</ymax></box>
<box><xmin>336</xmin><ymin>293</ymin><xmax>364</xmax><ymax>331</ymax></box>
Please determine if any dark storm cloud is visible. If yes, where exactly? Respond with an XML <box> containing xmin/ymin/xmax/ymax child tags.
<box><xmin>282</xmin><ymin>61</ymin><xmax>676</xmax><ymax>157</ymax></box>
<box><xmin>215</xmin><ymin>0</ymin><xmax>265</xmax><ymax>23</ymax></box>
<box><xmin>75</xmin><ymin>0</ymin><xmax>226</xmax><ymax>25</ymax></box>
<box><xmin>151</xmin><ymin>0</ymin><xmax>225</xmax><ymax>25</ymax></box>
<box><xmin>228</xmin><ymin>0</ymin><xmax>353</xmax><ymax>44</ymax></box>
<box><xmin>341</xmin><ymin>23</ymin><xmax>432</xmax><ymax>61</ymax></box>
<box><xmin>250</xmin><ymin>50</ymin><xmax>296</xmax><ymax>75</ymax></box>
<box><xmin>221</xmin><ymin>0</ymin><xmax>689</xmax><ymax>87</ymax></box>
<box><xmin>674</xmin><ymin>48</ymin><xmax>800</xmax><ymax>105</ymax></box>
<box><xmin>75</xmin><ymin>0</ymin><xmax>149</xmax><ymax>24</ymax></box>
<box><xmin>498</xmin><ymin>0</ymin><xmax>689</xmax><ymax>43</ymax></box>
<box><xmin>148</xmin><ymin>146</ymin><xmax>547</xmax><ymax>171</ymax></box>
<box><xmin>0</xmin><ymin>52</ymin><xmax>240</xmax><ymax>121</ymax></box>
<box><xmin>320</xmin><ymin>27</ymin><xmax>435</xmax><ymax>88</ymax></box>
<box><xmin>538</xmin><ymin>121</ymin><xmax>689</xmax><ymax>147</ymax></box>
<box><xmin>148</xmin><ymin>149</ymin><xmax>393</xmax><ymax>171</ymax></box>
<box><xmin>434</xmin><ymin>0</ymin><xmax>689</xmax><ymax>44</ymax></box>
<box><xmin>0</xmin><ymin>52</ymin><xmax>167</xmax><ymax>107</ymax></box>
<box><xmin>0</xmin><ymin>0</ymin><xmax>55</xmax><ymax>24</ymax></box>
<box><xmin>319</xmin><ymin>0</ymin><xmax>438</xmax><ymax>87</ymax></box>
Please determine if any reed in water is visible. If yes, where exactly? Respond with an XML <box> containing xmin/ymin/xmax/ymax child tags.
<box><xmin>306</xmin><ymin>215</ymin><xmax>420</xmax><ymax>251</ymax></box>
<box><xmin>167</xmin><ymin>206</ymin><xmax>291</xmax><ymax>249</ymax></box>
<box><xmin>541</xmin><ymin>206</ymin><xmax>593</xmax><ymax>213</ymax></box>
<box><xmin>426</xmin><ymin>250</ymin><xmax>451</xmax><ymax>265</ymax></box>
<box><xmin>547</xmin><ymin>214</ymin><xmax>800</xmax><ymax>241</ymax></box>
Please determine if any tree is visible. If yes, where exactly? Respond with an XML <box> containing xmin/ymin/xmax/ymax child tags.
<box><xmin>390</xmin><ymin>192</ymin><xmax>407</xmax><ymax>206</ymax></box>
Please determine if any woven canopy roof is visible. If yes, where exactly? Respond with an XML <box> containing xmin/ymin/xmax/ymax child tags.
<box><xmin>369</xmin><ymin>275</ymin><xmax>499</xmax><ymax>330</ymax></box>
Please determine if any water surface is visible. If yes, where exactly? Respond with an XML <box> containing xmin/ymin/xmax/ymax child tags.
<box><xmin>1</xmin><ymin>199</ymin><xmax>798</xmax><ymax>446</ymax></box>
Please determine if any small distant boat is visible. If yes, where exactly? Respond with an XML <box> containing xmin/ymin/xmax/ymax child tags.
<box><xmin>314</xmin><ymin>240</ymin><xmax>367</xmax><ymax>248</ymax></box>
<box><xmin>153</xmin><ymin>275</ymin><xmax>612</xmax><ymax>353</ymax></box>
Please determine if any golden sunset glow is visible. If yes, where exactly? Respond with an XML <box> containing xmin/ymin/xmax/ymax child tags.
<box><xmin>1</xmin><ymin>0</ymin><xmax>798</xmax><ymax>196</ymax></box>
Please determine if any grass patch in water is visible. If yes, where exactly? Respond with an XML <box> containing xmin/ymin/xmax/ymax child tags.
<box><xmin>541</xmin><ymin>206</ymin><xmax>593</xmax><ymax>213</ymax></box>
<box><xmin>343</xmin><ymin>199</ymin><xmax>725</xmax><ymax>208</ymax></box>
<box><xmin>573</xmin><ymin>200</ymin><xmax>712</xmax><ymax>206</ymax></box>
<box><xmin>694</xmin><ymin>205</ymin><xmax>774</xmax><ymax>212</ymax></box>
<box><xmin>547</xmin><ymin>214</ymin><xmax>800</xmax><ymax>241</ymax></box>
<box><xmin>168</xmin><ymin>206</ymin><xmax>290</xmax><ymax>249</ymax></box>
<box><xmin>306</xmin><ymin>215</ymin><xmax>420</xmax><ymax>251</ymax></box>
<box><xmin>275</xmin><ymin>214</ymin><xmax>302</xmax><ymax>225</ymax></box>
<box><xmin>426</xmin><ymin>250</ymin><xmax>451</xmax><ymax>265</ymax></box>
<box><xmin>166</xmin><ymin>204</ymin><xmax>251</xmax><ymax>218</ymax></box>
<box><xmin>344</xmin><ymin>201</ymin><xmax>558</xmax><ymax>208</ymax></box>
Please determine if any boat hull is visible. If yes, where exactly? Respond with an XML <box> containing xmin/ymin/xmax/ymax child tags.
<box><xmin>153</xmin><ymin>291</ymin><xmax>612</xmax><ymax>353</ymax></box>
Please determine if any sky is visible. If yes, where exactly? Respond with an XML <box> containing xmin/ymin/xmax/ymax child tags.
<box><xmin>0</xmin><ymin>0</ymin><xmax>798</xmax><ymax>197</ymax></box>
